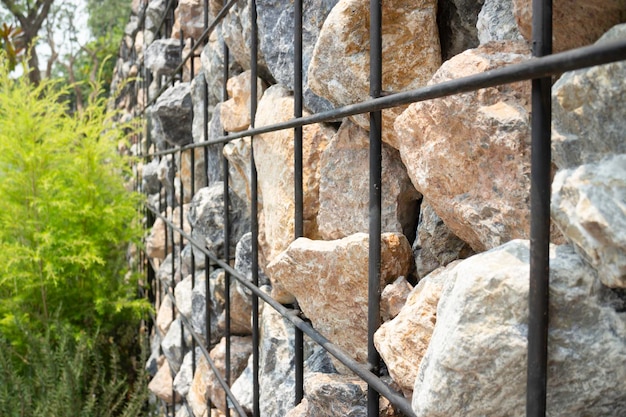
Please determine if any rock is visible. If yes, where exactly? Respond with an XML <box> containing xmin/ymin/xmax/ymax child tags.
<box><xmin>174</xmin><ymin>348</ymin><xmax>201</xmax><ymax>397</ymax></box>
<box><xmin>477</xmin><ymin>0</ymin><xmax>525</xmax><ymax>44</ymax></box>
<box><xmin>200</xmin><ymin>26</ymin><xmax>243</xmax><ymax>109</ymax></box>
<box><xmin>552</xmin><ymin>24</ymin><xmax>626</xmax><ymax>169</ymax></box>
<box><xmin>188</xmin><ymin>183</ymin><xmax>250</xmax><ymax>261</ymax></box>
<box><xmin>161</xmin><ymin>317</ymin><xmax>192</xmax><ymax>373</ymax></box>
<box><xmin>375</xmin><ymin>268</ymin><xmax>448</xmax><ymax>397</ymax></box>
<box><xmin>552</xmin><ymin>155</ymin><xmax>626</xmax><ymax>288</ymax></box>
<box><xmin>221</xmin><ymin>0</ymin><xmax>273</xmax><ymax>81</ymax></box>
<box><xmin>223</xmin><ymin>137</ymin><xmax>253</xmax><ymax>206</ymax></box>
<box><xmin>308</xmin><ymin>0</ymin><xmax>441</xmax><ymax>149</ymax></box>
<box><xmin>191</xmin><ymin>72</ymin><xmax>213</xmax><ymax>145</ymax></box>
<box><xmin>254</xmin><ymin>85</ymin><xmax>335</xmax><ymax>266</ymax></box>
<box><xmin>175</xmin><ymin>274</ymin><xmax>194</xmax><ymax>318</ymax></box>
<box><xmin>152</xmin><ymin>83</ymin><xmax>193</xmax><ymax>147</ymax></box>
<box><xmin>148</xmin><ymin>359</ymin><xmax>175</xmax><ymax>404</ymax></box>
<box><xmin>266</xmin><ymin>233</ymin><xmax>413</xmax><ymax>364</ymax></box>
<box><xmin>156</xmin><ymin>293</ymin><xmax>174</xmax><ymax>336</ymax></box>
<box><xmin>217</xmin><ymin>272</ymin><xmax>252</xmax><ymax>335</ymax></box>
<box><xmin>221</xmin><ymin>70</ymin><xmax>265</xmax><ymax>132</ymax></box>
<box><xmin>395</xmin><ymin>41</ymin><xmax>561</xmax><ymax>252</ymax></box>
<box><xmin>206</xmin><ymin>103</ymin><xmax>227</xmax><ymax>184</ymax></box>
<box><xmin>192</xmin><ymin>269</ymin><xmax>226</xmax><ymax>345</ymax></box>
<box><xmin>411</xmin><ymin>240</ymin><xmax>626</xmax><ymax>416</ymax></box>
<box><xmin>381</xmin><ymin>276</ymin><xmax>413</xmax><ymax>322</ymax></box>
<box><xmin>256</xmin><ymin>0</ymin><xmax>337</xmax><ymax>113</ymax></box>
<box><xmin>437</xmin><ymin>0</ymin><xmax>484</xmax><ymax>60</ymax></box>
<box><xmin>157</xmin><ymin>251</ymin><xmax>178</xmax><ymax>290</ymax></box>
<box><xmin>413</xmin><ymin>201</ymin><xmax>475</xmax><ymax>278</ymax></box>
<box><xmin>142</xmin><ymin>158</ymin><xmax>161</xmax><ymax>194</ymax></box>
<box><xmin>146</xmin><ymin>205</ymin><xmax>191</xmax><ymax>261</ymax></box>
<box><xmin>317</xmin><ymin>119</ymin><xmax>420</xmax><ymax>241</ymax></box>
<box><xmin>146</xmin><ymin>334</ymin><xmax>162</xmax><ymax>377</ymax></box>
<box><xmin>145</xmin><ymin>0</ymin><xmax>167</xmax><ymax>34</ymax></box>
<box><xmin>302</xmin><ymin>373</ymin><xmax>367</xmax><ymax>417</ymax></box>
<box><xmin>188</xmin><ymin>336</ymin><xmax>252</xmax><ymax>415</ymax></box>
<box><xmin>145</xmin><ymin>38</ymin><xmax>182</xmax><ymax>76</ymax></box>
<box><xmin>513</xmin><ymin>0</ymin><xmax>626</xmax><ymax>53</ymax></box>
<box><xmin>179</xmin><ymin>148</ymin><xmax>207</xmax><ymax>203</ymax></box>
<box><xmin>173</xmin><ymin>0</ymin><xmax>205</xmax><ymax>40</ymax></box>
<box><xmin>158</xmin><ymin>155</ymin><xmax>175</xmax><ymax>206</ymax></box>
<box><xmin>233</xmin><ymin>232</ymin><xmax>271</xmax><ymax>296</ymax></box>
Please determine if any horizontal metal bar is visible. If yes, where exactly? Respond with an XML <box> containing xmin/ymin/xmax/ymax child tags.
<box><xmin>142</xmin><ymin>37</ymin><xmax>626</xmax><ymax>159</ymax></box>
<box><xmin>146</xmin><ymin>205</ymin><xmax>417</xmax><ymax>417</ymax></box>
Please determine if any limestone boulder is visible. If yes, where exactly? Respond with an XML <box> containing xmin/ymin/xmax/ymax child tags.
<box><xmin>148</xmin><ymin>360</ymin><xmax>175</xmax><ymax>404</ymax></box>
<box><xmin>308</xmin><ymin>0</ymin><xmax>441</xmax><ymax>149</ymax></box>
<box><xmin>266</xmin><ymin>233</ymin><xmax>413</xmax><ymax>364</ymax></box>
<box><xmin>302</xmin><ymin>373</ymin><xmax>367</xmax><ymax>417</ymax></box>
<box><xmin>552</xmin><ymin>24</ymin><xmax>626</xmax><ymax>169</ymax></box>
<box><xmin>161</xmin><ymin>317</ymin><xmax>192</xmax><ymax>373</ymax></box>
<box><xmin>395</xmin><ymin>41</ymin><xmax>562</xmax><ymax>252</ymax></box>
<box><xmin>438</xmin><ymin>0</ymin><xmax>484</xmax><ymax>60</ymax></box>
<box><xmin>145</xmin><ymin>38</ymin><xmax>182</xmax><ymax>76</ymax></box>
<box><xmin>156</xmin><ymin>293</ymin><xmax>174</xmax><ymax>335</ymax></box>
<box><xmin>221</xmin><ymin>70</ymin><xmax>265</xmax><ymax>132</ymax></box>
<box><xmin>146</xmin><ymin>205</ymin><xmax>191</xmax><ymax>261</ymax></box>
<box><xmin>411</xmin><ymin>240</ymin><xmax>626</xmax><ymax>416</ymax></box>
<box><xmin>173</xmin><ymin>0</ymin><xmax>205</xmax><ymax>40</ymax></box>
<box><xmin>254</xmin><ymin>85</ymin><xmax>335</xmax><ymax>264</ymax></box>
<box><xmin>317</xmin><ymin>119</ymin><xmax>420</xmax><ymax>241</ymax></box>
<box><xmin>206</xmin><ymin>102</ymin><xmax>227</xmax><ymax>185</ymax></box>
<box><xmin>223</xmin><ymin>136</ymin><xmax>252</xmax><ymax>206</ymax></box>
<box><xmin>174</xmin><ymin>348</ymin><xmax>201</xmax><ymax>397</ymax></box>
<box><xmin>151</xmin><ymin>83</ymin><xmax>193</xmax><ymax>147</ymax></box>
<box><xmin>413</xmin><ymin>201</ymin><xmax>474</xmax><ymax>278</ymax></box>
<box><xmin>142</xmin><ymin>158</ymin><xmax>161</xmax><ymax>195</ymax></box>
<box><xmin>380</xmin><ymin>276</ymin><xmax>413</xmax><ymax>322</ymax></box>
<box><xmin>477</xmin><ymin>0</ymin><xmax>525</xmax><ymax>44</ymax></box>
<box><xmin>175</xmin><ymin>274</ymin><xmax>194</xmax><ymax>318</ymax></box>
<box><xmin>192</xmin><ymin>269</ymin><xmax>226</xmax><ymax>345</ymax></box>
<box><xmin>179</xmin><ymin>147</ymin><xmax>207</xmax><ymax>204</ymax></box>
<box><xmin>256</xmin><ymin>0</ymin><xmax>336</xmax><ymax>113</ymax></box>
<box><xmin>513</xmin><ymin>0</ymin><xmax>626</xmax><ymax>53</ymax></box>
<box><xmin>552</xmin><ymin>155</ymin><xmax>626</xmax><ymax>288</ymax></box>
<box><xmin>158</xmin><ymin>155</ymin><xmax>175</xmax><ymax>206</ymax></box>
<box><xmin>200</xmin><ymin>26</ymin><xmax>243</xmax><ymax>109</ymax></box>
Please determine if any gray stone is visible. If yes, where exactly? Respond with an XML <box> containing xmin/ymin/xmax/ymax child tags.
<box><xmin>158</xmin><ymin>155</ymin><xmax>175</xmax><ymax>206</ymax></box>
<box><xmin>256</xmin><ymin>0</ymin><xmax>337</xmax><ymax>113</ymax></box>
<box><xmin>303</xmin><ymin>373</ymin><xmax>367</xmax><ymax>417</ymax></box>
<box><xmin>552</xmin><ymin>24</ymin><xmax>626</xmax><ymax>169</ymax></box>
<box><xmin>145</xmin><ymin>38</ymin><xmax>182</xmax><ymax>76</ymax></box>
<box><xmin>411</xmin><ymin>240</ymin><xmax>626</xmax><ymax>416</ymax></box>
<box><xmin>381</xmin><ymin>276</ymin><xmax>413</xmax><ymax>323</ymax></box>
<box><xmin>145</xmin><ymin>0</ymin><xmax>167</xmax><ymax>34</ymax></box>
<box><xmin>161</xmin><ymin>317</ymin><xmax>192</xmax><ymax>374</ymax></box>
<box><xmin>175</xmin><ymin>274</ymin><xmax>194</xmax><ymax>318</ymax></box>
<box><xmin>233</xmin><ymin>232</ymin><xmax>271</xmax><ymax>298</ymax></box>
<box><xmin>437</xmin><ymin>0</ymin><xmax>484</xmax><ymax>60</ymax></box>
<box><xmin>191</xmin><ymin>72</ymin><xmax>213</xmax><ymax>145</ymax></box>
<box><xmin>477</xmin><ymin>0</ymin><xmax>524</xmax><ymax>44</ymax></box>
<box><xmin>413</xmin><ymin>201</ymin><xmax>474</xmax><ymax>278</ymax></box>
<box><xmin>192</xmin><ymin>269</ymin><xmax>226</xmax><ymax>345</ymax></box>
<box><xmin>552</xmin><ymin>154</ymin><xmax>626</xmax><ymax>288</ymax></box>
<box><xmin>187</xmin><ymin>183</ymin><xmax>250</xmax><ymax>261</ymax></box>
<box><xmin>145</xmin><ymin>332</ymin><xmax>162</xmax><ymax>377</ymax></box>
<box><xmin>206</xmin><ymin>103</ymin><xmax>226</xmax><ymax>184</ymax></box>
<box><xmin>142</xmin><ymin>158</ymin><xmax>161</xmax><ymax>195</ymax></box>
<box><xmin>223</xmin><ymin>137</ymin><xmax>252</xmax><ymax>209</ymax></box>
<box><xmin>174</xmin><ymin>347</ymin><xmax>201</xmax><ymax>397</ymax></box>
<box><xmin>152</xmin><ymin>83</ymin><xmax>193</xmax><ymax>147</ymax></box>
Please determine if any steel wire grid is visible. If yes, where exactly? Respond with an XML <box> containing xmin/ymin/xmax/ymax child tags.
<box><xmin>126</xmin><ymin>0</ymin><xmax>626</xmax><ymax>416</ymax></box>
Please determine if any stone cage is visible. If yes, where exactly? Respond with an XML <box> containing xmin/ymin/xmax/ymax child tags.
<box><xmin>121</xmin><ymin>0</ymin><xmax>626</xmax><ymax>416</ymax></box>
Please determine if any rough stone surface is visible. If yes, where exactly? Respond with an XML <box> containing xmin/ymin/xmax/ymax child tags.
<box><xmin>266</xmin><ymin>233</ymin><xmax>413</xmax><ymax>364</ymax></box>
<box><xmin>381</xmin><ymin>276</ymin><xmax>413</xmax><ymax>322</ymax></box>
<box><xmin>477</xmin><ymin>0</ymin><xmax>524</xmax><ymax>44</ymax></box>
<box><xmin>152</xmin><ymin>83</ymin><xmax>193</xmax><ymax>147</ymax></box>
<box><xmin>158</xmin><ymin>155</ymin><xmax>175</xmax><ymax>206</ymax></box>
<box><xmin>145</xmin><ymin>38</ymin><xmax>182</xmax><ymax>76</ymax></box>
<box><xmin>552</xmin><ymin>155</ymin><xmax>626</xmax><ymax>288</ymax></box>
<box><xmin>206</xmin><ymin>102</ymin><xmax>227</xmax><ymax>185</ymax></box>
<box><xmin>148</xmin><ymin>360</ymin><xmax>175</xmax><ymax>404</ymax></box>
<box><xmin>191</xmin><ymin>73</ymin><xmax>210</xmax><ymax>145</ymax></box>
<box><xmin>179</xmin><ymin>147</ymin><xmax>207</xmax><ymax>204</ymax></box>
<box><xmin>437</xmin><ymin>0</ymin><xmax>484</xmax><ymax>60</ymax></box>
<box><xmin>412</xmin><ymin>240</ymin><xmax>626</xmax><ymax>416</ymax></box>
<box><xmin>217</xmin><ymin>275</ymin><xmax>252</xmax><ymax>336</ymax></box>
<box><xmin>200</xmin><ymin>26</ymin><xmax>243</xmax><ymax>109</ymax></box>
<box><xmin>156</xmin><ymin>293</ymin><xmax>174</xmax><ymax>336</ymax></box>
<box><xmin>375</xmin><ymin>268</ymin><xmax>448</xmax><ymax>397</ymax></box>
<box><xmin>173</xmin><ymin>0</ymin><xmax>205</xmax><ymax>40</ymax></box>
<box><xmin>223</xmin><ymin>136</ymin><xmax>253</xmax><ymax>206</ymax></box>
<box><xmin>552</xmin><ymin>24</ymin><xmax>626</xmax><ymax>169</ymax></box>
<box><xmin>221</xmin><ymin>70</ymin><xmax>265</xmax><ymax>132</ymax></box>
<box><xmin>413</xmin><ymin>201</ymin><xmax>475</xmax><ymax>278</ymax></box>
<box><xmin>395</xmin><ymin>41</ymin><xmax>561</xmax><ymax>252</ymax></box>
<box><xmin>256</xmin><ymin>0</ymin><xmax>336</xmax><ymax>113</ymax></box>
<box><xmin>188</xmin><ymin>336</ymin><xmax>252</xmax><ymax>415</ymax></box>
<box><xmin>174</xmin><ymin>348</ymin><xmax>201</xmax><ymax>397</ymax></box>
<box><xmin>146</xmin><ymin>205</ymin><xmax>191</xmax><ymax>261</ymax></box>
<box><xmin>254</xmin><ymin>85</ymin><xmax>335</xmax><ymax>267</ymax></box>
<box><xmin>308</xmin><ymin>0</ymin><xmax>441</xmax><ymax>149</ymax></box>
<box><xmin>161</xmin><ymin>317</ymin><xmax>192</xmax><ymax>373</ymax></box>
<box><xmin>513</xmin><ymin>0</ymin><xmax>626</xmax><ymax>53</ymax></box>
<box><xmin>175</xmin><ymin>274</ymin><xmax>194</xmax><ymax>318</ymax></box>
<box><xmin>317</xmin><ymin>119</ymin><xmax>420</xmax><ymax>241</ymax></box>
<box><xmin>192</xmin><ymin>269</ymin><xmax>226</xmax><ymax>345</ymax></box>
<box><xmin>142</xmin><ymin>158</ymin><xmax>161</xmax><ymax>194</ymax></box>
<box><xmin>188</xmin><ymin>183</ymin><xmax>250</xmax><ymax>261</ymax></box>
<box><xmin>303</xmin><ymin>373</ymin><xmax>367</xmax><ymax>417</ymax></box>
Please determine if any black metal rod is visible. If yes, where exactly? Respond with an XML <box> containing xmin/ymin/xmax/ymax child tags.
<box><xmin>146</xmin><ymin>207</ymin><xmax>417</xmax><ymax>416</ymax></box>
<box><xmin>368</xmin><ymin>0</ymin><xmax>383</xmax><ymax>415</ymax></box>
<box><xmin>293</xmin><ymin>0</ymin><xmax>305</xmax><ymax>407</ymax></box>
<box><xmin>142</xmin><ymin>37</ymin><xmax>626</xmax><ymax>159</ymax></box>
<box><xmin>223</xmin><ymin>31</ymin><xmax>232</xmax><ymax>417</ymax></box>
<box><xmin>527</xmin><ymin>1</ymin><xmax>552</xmax><ymax>416</ymax></box>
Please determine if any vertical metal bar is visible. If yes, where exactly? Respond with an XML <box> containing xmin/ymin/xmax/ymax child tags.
<box><xmin>171</xmin><ymin>149</ymin><xmax>177</xmax><ymax>415</ymax></box>
<box><xmin>203</xmin><ymin>0</ymin><xmax>210</xmax><ymax>187</ymax></box>
<box><xmin>527</xmin><ymin>1</ymin><xmax>552</xmax><ymax>417</ymax></box>
<box><xmin>293</xmin><ymin>0</ymin><xmax>305</xmax><ymax>406</ymax></box>
<box><xmin>222</xmin><ymin>37</ymin><xmax>232</xmax><ymax>417</ymax></box>
<box><xmin>179</xmin><ymin>29</ymin><xmax>185</xmax><ymax>82</ymax></box>
<box><xmin>368</xmin><ymin>0</ymin><xmax>383</xmax><ymax>415</ymax></box>
<box><xmin>250</xmin><ymin>1</ymin><xmax>260</xmax><ymax>415</ymax></box>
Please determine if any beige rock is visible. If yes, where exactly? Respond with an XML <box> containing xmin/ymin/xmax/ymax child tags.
<box><xmin>156</xmin><ymin>293</ymin><xmax>174</xmax><ymax>336</ymax></box>
<box><xmin>266</xmin><ymin>233</ymin><xmax>413</xmax><ymax>364</ymax></box>
<box><xmin>254</xmin><ymin>85</ymin><xmax>334</xmax><ymax>269</ymax></box>
<box><xmin>223</xmin><ymin>137</ymin><xmax>253</xmax><ymax>205</ymax></box>
<box><xmin>148</xmin><ymin>360</ymin><xmax>175</xmax><ymax>404</ymax></box>
<box><xmin>375</xmin><ymin>267</ymin><xmax>448</xmax><ymax>397</ymax></box>
<box><xmin>221</xmin><ymin>71</ymin><xmax>265</xmax><ymax>133</ymax></box>
<box><xmin>513</xmin><ymin>0</ymin><xmax>626</xmax><ymax>53</ymax></box>
<box><xmin>412</xmin><ymin>240</ymin><xmax>626</xmax><ymax>416</ymax></box>
<box><xmin>218</xmin><ymin>275</ymin><xmax>253</xmax><ymax>335</ymax></box>
<box><xmin>146</xmin><ymin>205</ymin><xmax>191</xmax><ymax>260</ymax></box>
<box><xmin>308</xmin><ymin>0</ymin><xmax>441</xmax><ymax>149</ymax></box>
<box><xmin>395</xmin><ymin>41</ymin><xmax>561</xmax><ymax>251</ymax></box>
<box><xmin>172</xmin><ymin>0</ymin><xmax>206</xmax><ymax>40</ymax></box>
<box><xmin>380</xmin><ymin>276</ymin><xmax>413</xmax><ymax>322</ymax></box>
<box><xmin>179</xmin><ymin>148</ymin><xmax>206</xmax><ymax>203</ymax></box>
<box><xmin>317</xmin><ymin>119</ymin><xmax>420</xmax><ymax>240</ymax></box>
<box><xmin>552</xmin><ymin>155</ymin><xmax>626</xmax><ymax>288</ymax></box>
<box><xmin>188</xmin><ymin>337</ymin><xmax>252</xmax><ymax>416</ymax></box>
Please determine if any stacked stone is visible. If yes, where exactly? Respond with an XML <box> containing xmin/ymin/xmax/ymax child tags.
<box><xmin>114</xmin><ymin>0</ymin><xmax>626</xmax><ymax>416</ymax></box>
